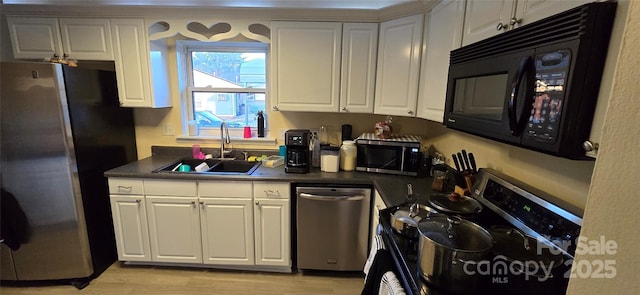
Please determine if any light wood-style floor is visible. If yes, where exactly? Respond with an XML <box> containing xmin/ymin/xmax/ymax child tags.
<box><xmin>1</xmin><ymin>262</ymin><xmax>365</xmax><ymax>295</ymax></box>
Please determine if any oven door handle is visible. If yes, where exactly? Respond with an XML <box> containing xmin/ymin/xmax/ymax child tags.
<box><xmin>299</xmin><ymin>193</ymin><xmax>365</xmax><ymax>201</ymax></box>
<box><xmin>509</xmin><ymin>56</ymin><xmax>535</xmax><ymax>136</ymax></box>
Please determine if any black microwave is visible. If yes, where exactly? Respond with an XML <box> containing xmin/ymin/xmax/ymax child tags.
<box><xmin>444</xmin><ymin>2</ymin><xmax>616</xmax><ymax>159</ymax></box>
<box><xmin>355</xmin><ymin>133</ymin><xmax>421</xmax><ymax>176</ymax></box>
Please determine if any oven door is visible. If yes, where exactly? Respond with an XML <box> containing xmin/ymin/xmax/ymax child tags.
<box><xmin>444</xmin><ymin>49</ymin><xmax>535</xmax><ymax>145</ymax></box>
<box><xmin>356</xmin><ymin>143</ymin><xmax>417</xmax><ymax>175</ymax></box>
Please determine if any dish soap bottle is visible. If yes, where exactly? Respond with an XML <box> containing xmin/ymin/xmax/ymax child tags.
<box><xmin>257</xmin><ymin>111</ymin><xmax>265</xmax><ymax>137</ymax></box>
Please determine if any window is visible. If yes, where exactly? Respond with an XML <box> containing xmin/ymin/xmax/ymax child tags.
<box><xmin>182</xmin><ymin>42</ymin><xmax>267</xmax><ymax>135</ymax></box>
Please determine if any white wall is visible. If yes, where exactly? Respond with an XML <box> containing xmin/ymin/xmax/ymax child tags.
<box><xmin>566</xmin><ymin>0</ymin><xmax>640</xmax><ymax>293</ymax></box>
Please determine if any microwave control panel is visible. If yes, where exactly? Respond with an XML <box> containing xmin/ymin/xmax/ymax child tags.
<box><xmin>525</xmin><ymin>50</ymin><xmax>572</xmax><ymax>144</ymax></box>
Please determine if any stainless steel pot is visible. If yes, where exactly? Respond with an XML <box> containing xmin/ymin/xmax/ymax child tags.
<box><xmin>390</xmin><ymin>203</ymin><xmax>438</xmax><ymax>239</ymax></box>
<box><xmin>417</xmin><ymin>215</ymin><xmax>493</xmax><ymax>294</ymax></box>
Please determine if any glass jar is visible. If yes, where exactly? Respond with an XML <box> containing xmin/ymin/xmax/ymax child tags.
<box><xmin>340</xmin><ymin>140</ymin><xmax>357</xmax><ymax>171</ymax></box>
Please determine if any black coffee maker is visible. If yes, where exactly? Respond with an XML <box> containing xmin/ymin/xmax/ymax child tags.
<box><xmin>285</xmin><ymin>129</ymin><xmax>310</xmax><ymax>174</ymax></box>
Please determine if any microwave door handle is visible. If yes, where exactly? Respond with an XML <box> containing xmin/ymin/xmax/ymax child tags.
<box><xmin>509</xmin><ymin>56</ymin><xmax>534</xmax><ymax>136</ymax></box>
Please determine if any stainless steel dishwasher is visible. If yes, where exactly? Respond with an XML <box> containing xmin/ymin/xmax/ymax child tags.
<box><xmin>296</xmin><ymin>186</ymin><xmax>371</xmax><ymax>271</ymax></box>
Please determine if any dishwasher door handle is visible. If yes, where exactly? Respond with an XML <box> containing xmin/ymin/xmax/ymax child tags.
<box><xmin>299</xmin><ymin>193</ymin><xmax>365</xmax><ymax>201</ymax></box>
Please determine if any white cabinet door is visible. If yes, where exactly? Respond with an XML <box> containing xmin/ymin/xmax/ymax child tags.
<box><xmin>58</xmin><ymin>18</ymin><xmax>113</xmax><ymax>60</ymax></box>
<box><xmin>339</xmin><ymin>23</ymin><xmax>378</xmax><ymax>114</ymax></box>
<box><xmin>270</xmin><ymin>21</ymin><xmax>342</xmax><ymax>112</ymax></box>
<box><xmin>462</xmin><ymin>0</ymin><xmax>514</xmax><ymax>46</ymax></box>
<box><xmin>7</xmin><ymin>17</ymin><xmax>113</xmax><ymax>60</ymax></box>
<box><xmin>374</xmin><ymin>14</ymin><xmax>424</xmax><ymax>117</ymax></box>
<box><xmin>110</xmin><ymin>195</ymin><xmax>151</xmax><ymax>262</ymax></box>
<box><xmin>111</xmin><ymin>19</ymin><xmax>171</xmax><ymax>108</ymax></box>
<box><xmin>462</xmin><ymin>0</ymin><xmax>589</xmax><ymax>47</ymax></box>
<box><xmin>370</xmin><ymin>189</ymin><xmax>386</xmax><ymax>241</ymax></box>
<box><xmin>7</xmin><ymin>17</ymin><xmax>63</xmax><ymax>59</ymax></box>
<box><xmin>514</xmin><ymin>0</ymin><xmax>589</xmax><ymax>30</ymax></box>
<box><xmin>254</xmin><ymin>198</ymin><xmax>290</xmax><ymax>266</ymax></box>
<box><xmin>146</xmin><ymin>196</ymin><xmax>202</xmax><ymax>264</ymax></box>
<box><xmin>417</xmin><ymin>0</ymin><xmax>466</xmax><ymax>122</ymax></box>
<box><xmin>200</xmin><ymin>197</ymin><xmax>254</xmax><ymax>265</ymax></box>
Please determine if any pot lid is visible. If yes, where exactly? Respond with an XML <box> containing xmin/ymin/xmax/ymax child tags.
<box><xmin>491</xmin><ymin>227</ymin><xmax>563</xmax><ymax>269</ymax></box>
<box><xmin>418</xmin><ymin>216</ymin><xmax>493</xmax><ymax>251</ymax></box>
<box><xmin>428</xmin><ymin>193</ymin><xmax>482</xmax><ymax>215</ymax></box>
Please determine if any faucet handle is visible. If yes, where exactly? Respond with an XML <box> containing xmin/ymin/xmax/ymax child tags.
<box><xmin>241</xmin><ymin>151</ymin><xmax>249</xmax><ymax>160</ymax></box>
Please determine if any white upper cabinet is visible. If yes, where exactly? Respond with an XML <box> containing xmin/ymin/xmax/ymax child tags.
<box><xmin>339</xmin><ymin>23</ymin><xmax>378</xmax><ymax>114</ymax></box>
<box><xmin>417</xmin><ymin>0</ymin><xmax>466</xmax><ymax>122</ymax></box>
<box><xmin>110</xmin><ymin>19</ymin><xmax>171</xmax><ymax>108</ymax></box>
<box><xmin>7</xmin><ymin>17</ymin><xmax>113</xmax><ymax>60</ymax></box>
<box><xmin>462</xmin><ymin>0</ymin><xmax>589</xmax><ymax>46</ymax></box>
<box><xmin>270</xmin><ymin>21</ymin><xmax>342</xmax><ymax>112</ymax></box>
<box><xmin>374</xmin><ymin>14</ymin><xmax>424</xmax><ymax>117</ymax></box>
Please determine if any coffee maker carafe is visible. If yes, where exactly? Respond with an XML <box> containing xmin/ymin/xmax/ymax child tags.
<box><xmin>285</xmin><ymin>129</ymin><xmax>310</xmax><ymax>174</ymax></box>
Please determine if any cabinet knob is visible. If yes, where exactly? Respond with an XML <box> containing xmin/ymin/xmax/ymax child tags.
<box><xmin>509</xmin><ymin>17</ymin><xmax>523</xmax><ymax>28</ymax></box>
<box><xmin>136</xmin><ymin>199</ymin><xmax>141</xmax><ymax>203</ymax></box>
<box><xmin>255</xmin><ymin>201</ymin><xmax>260</xmax><ymax>206</ymax></box>
<box><xmin>407</xmin><ymin>110</ymin><xmax>414</xmax><ymax>115</ymax></box>
<box><xmin>191</xmin><ymin>201</ymin><xmax>196</xmax><ymax>207</ymax></box>
<box><xmin>342</xmin><ymin>107</ymin><xmax>348</xmax><ymax>112</ymax></box>
<box><xmin>496</xmin><ymin>22</ymin><xmax>508</xmax><ymax>31</ymax></box>
<box><xmin>272</xmin><ymin>105</ymin><xmax>279</xmax><ymax>111</ymax></box>
<box><xmin>583</xmin><ymin>140</ymin><xmax>599</xmax><ymax>152</ymax></box>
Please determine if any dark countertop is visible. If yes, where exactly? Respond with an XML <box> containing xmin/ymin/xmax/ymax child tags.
<box><xmin>105</xmin><ymin>155</ymin><xmax>439</xmax><ymax>207</ymax></box>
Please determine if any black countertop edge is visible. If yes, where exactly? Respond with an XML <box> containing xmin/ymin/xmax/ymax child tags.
<box><xmin>104</xmin><ymin>155</ymin><xmax>439</xmax><ymax>207</ymax></box>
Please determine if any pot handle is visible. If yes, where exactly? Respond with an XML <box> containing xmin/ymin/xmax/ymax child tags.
<box><xmin>506</xmin><ymin>228</ymin><xmax>531</xmax><ymax>251</ymax></box>
<box><xmin>446</xmin><ymin>216</ymin><xmax>462</xmax><ymax>239</ymax></box>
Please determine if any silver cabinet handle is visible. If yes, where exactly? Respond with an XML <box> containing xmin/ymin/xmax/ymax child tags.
<box><xmin>407</xmin><ymin>110</ymin><xmax>414</xmax><ymax>115</ymax></box>
<box><xmin>264</xmin><ymin>189</ymin><xmax>280</xmax><ymax>197</ymax></box>
<box><xmin>272</xmin><ymin>105</ymin><xmax>279</xmax><ymax>111</ymax></box>
<box><xmin>117</xmin><ymin>185</ymin><xmax>132</xmax><ymax>193</ymax></box>
<box><xmin>496</xmin><ymin>22</ymin><xmax>508</xmax><ymax>31</ymax></box>
<box><xmin>341</xmin><ymin>107</ymin><xmax>348</xmax><ymax>112</ymax></box>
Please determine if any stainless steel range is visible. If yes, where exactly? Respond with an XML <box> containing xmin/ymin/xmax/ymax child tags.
<box><xmin>378</xmin><ymin>168</ymin><xmax>583</xmax><ymax>295</ymax></box>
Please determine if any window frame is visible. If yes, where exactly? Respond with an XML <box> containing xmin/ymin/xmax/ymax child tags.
<box><xmin>179</xmin><ymin>40</ymin><xmax>268</xmax><ymax>137</ymax></box>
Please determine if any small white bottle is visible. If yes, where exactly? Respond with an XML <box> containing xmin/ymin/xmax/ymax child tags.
<box><xmin>340</xmin><ymin>140</ymin><xmax>357</xmax><ymax>171</ymax></box>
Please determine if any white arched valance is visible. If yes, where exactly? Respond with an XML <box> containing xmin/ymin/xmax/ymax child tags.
<box><xmin>146</xmin><ymin>19</ymin><xmax>270</xmax><ymax>43</ymax></box>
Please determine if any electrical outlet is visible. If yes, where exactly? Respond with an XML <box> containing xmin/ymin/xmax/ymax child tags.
<box><xmin>163</xmin><ymin>123</ymin><xmax>175</xmax><ymax>136</ymax></box>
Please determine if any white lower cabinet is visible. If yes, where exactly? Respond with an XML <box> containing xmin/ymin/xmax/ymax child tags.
<box><xmin>108</xmin><ymin>178</ymin><xmax>291</xmax><ymax>271</ymax></box>
<box><xmin>108</xmin><ymin>178</ymin><xmax>151</xmax><ymax>262</ymax></box>
<box><xmin>200</xmin><ymin>197</ymin><xmax>254</xmax><ymax>265</ymax></box>
<box><xmin>253</xmin><ymin>182</ymin><xmax>291</xmax><ymax>267</ymax></box>
<box><xmin>143</xmin><ymin>179</ymin><xmax>200</xmax><ymax>263</ymax></box>
<box><xmin>110</xmin><ymin>195</ymin><xmax>151</xmax><ymax>262</ymax></box>
<box><xmin>146</xmin><ymin>196</ymin><xmax>202</xmax><ymax>263</ymax></box>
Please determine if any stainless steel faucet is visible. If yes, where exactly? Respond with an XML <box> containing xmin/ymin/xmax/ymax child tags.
<box><xmin>220</xmin><ymin>122</ymin><xmax>232</xmax><ymax>159</ymax></box>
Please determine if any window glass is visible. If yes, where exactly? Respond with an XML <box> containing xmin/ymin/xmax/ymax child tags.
<box><xmin>187</xmin><ymin>46</ymin><xmax>267</xmax><ymax>131</ymax></box>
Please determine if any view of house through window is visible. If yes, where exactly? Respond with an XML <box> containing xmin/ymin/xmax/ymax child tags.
<box><xmin>186</xmin><ymin>44</ymin><xmax>267</xmax><ymax>133</ymax></box>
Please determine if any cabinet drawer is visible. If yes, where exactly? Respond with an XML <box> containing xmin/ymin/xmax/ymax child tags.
<box><xmin>199</xmin><ymin>181</ymin><xmax>252</xmax><ymax>198</ymax></box>
<box><xmin>108</xmin><ymin>178</ymin><xmax>144</xmax><ymax>195</ymax></box>
<box><xmin>253</xmin><ymin>182</ymin><xmax>290</xmax><ymax>199</ymax></box>
<box><xmin>144</xmin><ymin>179</ymin><xmax>197</xmax><ymax>196</ymax></box>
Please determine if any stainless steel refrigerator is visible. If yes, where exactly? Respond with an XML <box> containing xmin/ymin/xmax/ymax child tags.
<box><xmin>0</xmin><ymin>61</ymin><xmax>137</xmax><ymax>288</ymax></box>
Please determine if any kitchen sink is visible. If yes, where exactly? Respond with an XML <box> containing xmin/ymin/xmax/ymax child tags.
<box><xmin>153</xmin><ymin>158</ymin><xmax>261</xmax><ymax>175</ymax></box>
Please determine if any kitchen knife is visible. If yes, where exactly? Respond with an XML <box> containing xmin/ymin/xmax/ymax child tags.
<box><xmin>452</xmin><ymin>154</ymin><xmax>461</xmax><ymax>172</ymax></box>
<box><xmin>469</xmin><ymin>153</ymin><xmax>477</xmax><ymax>172</ymax></box>
<box><xmin>457</xmin><ymin>152</ymin><xmax>466</xmax><ymax>171</ymax></box>
<box><xmin>461</xmin><ymin>150</ymin><xmax>471</xmax><ymax>172</ymax></box>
